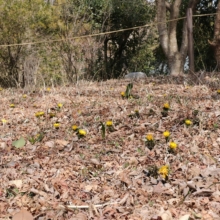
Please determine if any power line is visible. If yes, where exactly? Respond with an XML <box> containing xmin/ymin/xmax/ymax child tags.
<box><xmin>0</xmin><ymin>12</ymin><xmax>217</xmax><ymax>48</ymax></box>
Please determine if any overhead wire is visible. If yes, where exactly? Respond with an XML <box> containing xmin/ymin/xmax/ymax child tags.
<box><xmin>0</xmin><ymin>12</ymin><xmax>217</xmax><ymax>48</ymax></box>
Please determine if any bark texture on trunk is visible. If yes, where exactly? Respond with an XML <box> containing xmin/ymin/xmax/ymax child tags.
<box><xmin>156</xmin><ymin>0</ymin><xmax>199</xmax><ymax>75</ymax></box>
<box><xmin>213</xmin><ymin>1</ymin><xmax>220</xmax><ymax>69</ymax></box>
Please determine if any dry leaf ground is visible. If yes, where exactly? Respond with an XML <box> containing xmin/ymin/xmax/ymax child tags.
<box><xmin>0</xmin><ymin>75</ymin><xmax>220</xmax><ymax>220</ymax></box>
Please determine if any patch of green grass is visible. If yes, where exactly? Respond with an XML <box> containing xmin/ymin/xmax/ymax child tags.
<box><xmin>137</xmin><ymin>147</ymin><xmax>144</xmax><ymax>155</ymax></box>
<box><xmin>95</xmin><ymin>116</ymin><xmax>100</xmax><ymax>121</ymax></box>
<box><xmin>147</xmin><ymin>94</ymin><xmax>153</xmax><ymax>101</ymax></box>
<box><xmin>86</xmin><ymin>145</ymin><xmax>90</xmax><ymax>149</ymax></box>
<box><xmin>213</xmin><ymin>123</ymin><xmax>219</xmax><ymax>130</ymax></box>
<box><xmin>6</xmin><ymin>187</ymin><xmax>19</xmax><ymax>198</ymax></box>
<box><xmin>123</xmin><ymin>162</ymin><xmax>130</xmax><ymax>168</ymax></box>
<box><xmin>115</xmin><ymin>142</ymin><xmax>120</xmax><ymax>147</ymax></box>
<box><xmin>83</xmin><ymin>121</ymin><xmax>88</xmax><ymax>126</ymax></box>
<box><xmin>79</xmin><ymin>153</ymin><xmax>85</xmax><ymax>159</ymax></box>
<box><xmin>148</xmin><ymin>200</ymin><xmax>154</xmax><ymax>207</ymax></box>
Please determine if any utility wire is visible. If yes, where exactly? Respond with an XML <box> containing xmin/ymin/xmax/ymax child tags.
<box><xmin>0</xmin><ymin>12</ymin><xmax>217</xmax><ymax>48</ymax></box>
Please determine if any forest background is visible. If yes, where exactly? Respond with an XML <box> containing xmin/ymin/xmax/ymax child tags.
<box><xmin>0</xmin><ymin>0</ymin><xmax>218</xmax><ymax>87</ymax></box>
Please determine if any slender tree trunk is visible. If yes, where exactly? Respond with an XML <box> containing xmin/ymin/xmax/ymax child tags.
<box><xmin>156</xmin><ymin>0</ymin><xmax>199</xmax><ymax>75</ymax></box>
<box><xmin>104</xmin><ymin>37</ymin><xmax>109</xmax><ymax>80</ymax></box>
<box><xmin>213</xmin><ymin>1</ymin><xmax>220</xmax><ymax>70</ymax></box>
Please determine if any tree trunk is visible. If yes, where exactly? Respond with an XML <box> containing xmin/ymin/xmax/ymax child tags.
<box><xmin>156</xmin><ymin>0</ymin><xmax>199</xmax><ymax>75</ymax></box>
<box><xmin>104</xmin><ymin>37</ymin><xmax>109</xmax><ymax>80</ymax></box>
<box><xmin>213</xmin><ymin>1</ymin><xmax>220</xmax><ymax>70</ymax></box>
<box><xmin>168</xmin><ymin>53</ymin><xmax>185</xmax><ymax>75</ymax></box>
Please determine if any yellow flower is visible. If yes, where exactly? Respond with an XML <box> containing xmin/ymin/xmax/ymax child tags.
<box><xmin>53</xmin><ymin>123</ymin><xmax>60</xmax><ymax>128</ymax></box>
<box><xmin>1</xmin><ymin>119</ymin><xmax>7</xmax><ymax>124</ymax></box>
<box><xmin>146</xmin><ymin>134</ymin><xmax>154</xmax><ymax>141</ymax></box>
<box><xmin>145</xmin><ymin>133</ymin><xmax>155</xmax><ymax>150</ymax></box>
<box><xmin>169</xmin><ymin>142</ymin><xmax>177</xmax><ymax>150</ymax></box>
<box><xmin>78</xmin><ymin>129</ymin><xmax>87</xmax><ymax>136</ymax></box>
<box><xmin>158</xmin><ymin>165</ymin><xmax>169</xmax><ymax>179</ymax></box>
<box><xmin>0</xmin><ymin>87</ymin><xmax>3</xmax><ymax>91</ymax></box>
<box><xmin>185</xmin><ymin>119</ymin><xmax>192</xmax><ymax>126</ymax></box>
<box><xmin>57</xmin><ymin>103</ymin><xmax>63</xmax><ymax>108</ymax></box>
<box><xmin>10</xmin><ymin>104</ymin><xmax>15</xmax><ymax>108</ymax></box>
<box><xmin>72</xmin><ymin>125</ymin><xmax>78</xmax><ymax>131</ymax></box>
<box><xmin>35</xmin><ymin>111</ymin><xmax>45</xmax><ymax>117</ymax></box>
<box><xmin>35</xmin><ymin>134</ymin><xmax>41</xmax><ymax>139</ymax></box>
<box><xmin>163</xmin><ymin>131</ymin><xmax>170</xmax><ymax>138</ymax></box>
<box><xmin>163</xmin><ymin>103</ymin><xmax>170</xmax><ymax>110</ymax></box>
<box><xmin>46</xmin><ymin>87</ymin><xmax>51</xmax><ymax>92</ymax></box>
<box><xmin>22</xmin><ymin>94</ymin><xmax>27</xmax><ymax>98</ymax></box>
<box><xmin>49</xmin><ymin>112</ymin><xmax>56</xmax><ymax>118</ymax></box>
<box><xmin>121</xmin><ymin>91</ymin><xmax>125</xmax><ymax>97</ymax></box>
<box><xmin>106</xmin><ymin>120</ymin><xmax>113</xmax><ymax>126</ymax></box>
<box><xmin>217</xmin><ymin>89</ymin><xmax>220</xmax><ymax>94</ymax></box>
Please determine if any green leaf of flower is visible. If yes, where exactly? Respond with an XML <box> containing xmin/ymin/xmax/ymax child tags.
<box><xmin>125</xmin><ymin>83</ymin><xmax>133</xmax><ymax>98</ymax></box>
<box><xmin>101</xmin><ymin>122</ymin><xmax>106</xmax><ymax>139</ymax></box>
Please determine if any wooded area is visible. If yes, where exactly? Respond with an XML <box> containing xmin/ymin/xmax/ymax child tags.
<box><xmin>0</xmin><ymin>0</ymin><xmax>218</xmax><ymax>87</ymax></box>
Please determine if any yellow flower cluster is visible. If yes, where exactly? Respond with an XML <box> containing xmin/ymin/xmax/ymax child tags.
<box><xmin>72</xmin><ymin>125</ymin><xmax>78</xmax><ymax>131</ymax></box>
<box><xmin>35</xmin><ymin>111</ymin><xmax>45</xmax><ymax>117</ymax></box>
<box><xmin>146</xmin><ymin>134</ymin><xmax>154</xmax><ymax>141</ymax></box>
<box><xmin>1</xmin><ymin>119</ymin><xmax>7</xmax><ymax>124</ymax></box>
<box><xmin>163</xmin><ymin>103</ymin><xmax>170</xmax><ymax>110</ymax></box>
<box><xmin>185</xmin><ymin>119</ymin><xmax>192</xmax><ymax>126</ymax></box>
<box><xmin>145</xmin><ymin>133</ymin><xmax>155</xmax><ymax>150</ymax></box>
<box><xmin>72</xmin><ymin>125</ymin><xmax>86</xmax><ymax>137</ymax></box>
<box><xmin>57</xmin><ymin>103</ymin><xmax>63</xmax><ymax>108</ymax></box>
<box><xmin>158</xmin><ymin>165</ymin><xmax>169</xmax><ymax>179</ymax></box>
<box><xmin>163</xmin><ymin>131</ymin><xmax>170</xmax><ymax>138</ymax></box>
<box><xmin>169</xmin><ymin>142</ymin><xmax>177</xmax><ymax>150</ymax></box>
<box><xmin>106</xmin><ymin>120</ymin><xmax>113</xmax><ymax>126</ymax></box>
<box><xmin>78</xmin><ymin>129</ymin><xmax>87</xmax><ymax>136</ymax></box>
<box><xmin>10</xmin><ymin>104</ymin><xmax>15</xmax><ymax>108</ymax></box>
<box><xmin>53</xmin><ymin>123</ymin><xmax>60</xmax><ymax>128</ymax></box>
<box><xmin>121</xmin><ymin>92</ymin><xmax>125</xmax><ymax>97</ymax></box>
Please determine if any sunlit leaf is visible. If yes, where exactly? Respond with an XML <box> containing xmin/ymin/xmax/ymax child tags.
<box><xmin>12</xmin><ymin>137</ymin><xmax>26</xmax><ymax>148</ymax></box>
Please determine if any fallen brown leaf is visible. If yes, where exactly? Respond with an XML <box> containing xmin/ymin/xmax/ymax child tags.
<box><xmin>12</xmin><ymin>208</ymin><xmax>33</xmax><ymax>220</ymax></box>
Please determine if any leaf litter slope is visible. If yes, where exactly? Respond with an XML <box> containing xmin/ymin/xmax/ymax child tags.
<box><xmin>0</xmin><ymin>77</ymin><xmax>220</xmax><ymax>219</ymax></box>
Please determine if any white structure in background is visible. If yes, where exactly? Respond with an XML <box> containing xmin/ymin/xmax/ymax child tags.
<box><xmin>124</xmin><ymin>72</ymin><xmax>147</xmax><ymax>79</ymax></box>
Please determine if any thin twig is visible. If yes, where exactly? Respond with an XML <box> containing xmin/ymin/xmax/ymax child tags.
<box><xmin>59</xmin><ymin>202</ymin><xmax>119</xmax><ymax>209</ymax></box>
